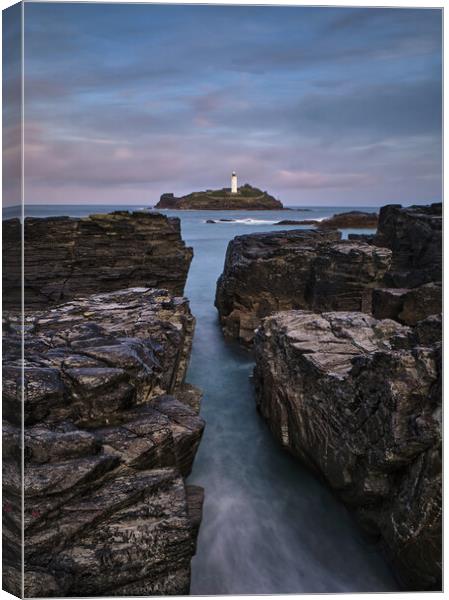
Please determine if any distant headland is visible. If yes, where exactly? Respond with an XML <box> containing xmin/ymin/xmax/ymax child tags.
<box><xmin>155</xmin><ymin>173</ymin><xmax>284</xmax><ymax>210</ymax></box>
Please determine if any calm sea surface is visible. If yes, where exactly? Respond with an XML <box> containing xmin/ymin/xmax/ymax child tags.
<box><xmin>7</xmin><ymin>205</ymin><xmax>398</xmax><ymax>593</ymax></box>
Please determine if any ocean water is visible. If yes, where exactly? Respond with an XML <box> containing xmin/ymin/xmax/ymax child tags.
<box><xmin>6</xmin><ymin>204</ymin><xmax>397</xmax><ymax>593</ymax></box>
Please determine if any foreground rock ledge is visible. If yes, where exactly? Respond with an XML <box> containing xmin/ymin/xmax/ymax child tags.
<box><xmin>3</xmin><ymin>288</ymin><xmax>204</xmax><ymax>597</ymax></box>
<box><xmin>3</xmin><ymin>211</ymin><xmax>193</xmax><ymax>310</ymax></box>
<box><xmin>254</xmin><ymin>310</ymin><xmax>441</xmax><ymax>590</ymax></box>
<box><xmin>215</xmin><ymin>229</ymin><xmax>391</xmax><ymax>345</ymax></box>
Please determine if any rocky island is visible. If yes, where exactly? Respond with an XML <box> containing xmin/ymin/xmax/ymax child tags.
<box><xmin>2</xmin><ymin>213</ymin><xmax>203</xmax><ymax>597</ymax></box>
<box><xmin>155</xmin><ymin>183</ymin><xmax>283</xmax><ymax>210</ymax></box>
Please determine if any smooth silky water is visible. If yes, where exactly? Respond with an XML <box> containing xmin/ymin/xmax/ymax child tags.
<box><xmin>173</xmin><ymin>209</ymin><xmax>398</xmax><ymax>595</ymax></box>
<box><xmin>15</xmin><ymin>204</ymin><xmax>398</xmax><ymax>594</ymax></box>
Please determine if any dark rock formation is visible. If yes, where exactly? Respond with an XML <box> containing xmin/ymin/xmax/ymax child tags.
<box><xmin>215</xmin><ymin>229</ymin><xmax>391</xmax><ymax>344</ymax></box>
<box><xmin>308</xmin><ymin>242</ymin><xmax>392</xmax><ymax>312</ymax></box>
<box><xmin>3</xmin><ymin>288</ymin><xmax>204</xmax><ymax>597</ymax></box>
<box><xmin>369</xmin><ymin>204</ymin><xmax>442</xmax><ymax>326</ymax></box>
<box><xmin>2</xmin><ymin>211</ymin><xmax>193</xmax><ymax>311</ymax></box>
<box><xmin>205</xmin><ymin>218</ymin><xmax>236</xmax><ymax>224</ymax></box>
<box><xmin>348</xmin><ymin>233</ymin><xmax>376</xmax><ymax>244</ymax></box>
<box><xmin>372</xmin><ymin>282</ymin><xmax>442</xmax><ymax>326</ymax></box>
<box><xmin>155</xmin><ymin>183</ymin><xmax>283</xmax><ymax>210</ymax></box>
<box><xmin>373</xmin><ymin>203</ymin><xmax>442</xmax><ymax>288</ymax></box>
<box><xmin>275</xmin><ymin>211</ymin><xmax>378</xmax><ymax>229</ymax></box>
<box><xmin>319</xmin><ymin>211</ymin><xmax>378</xmax><ymax>229</ymax></box>
<box><xmin>253</xmin><ymin>310</ymin><xmax>441</xmax><ymax>590</ymax></box>
<box><xmin>274</xmin><ymin>219</ymin><xmax>311</xmax><ymax>225</ymax></box>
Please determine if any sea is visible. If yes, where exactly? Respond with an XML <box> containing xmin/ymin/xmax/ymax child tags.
<box><xmin>5</xmin><ymin>204</ymin><xmax>398</xmax><ymax>593</ymax></box>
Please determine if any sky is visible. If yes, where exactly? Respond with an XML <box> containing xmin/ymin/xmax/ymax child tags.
<box><xmin>4</xmin><ymin>2</ymin><xmax>443</xmax><ymax>206</ymax></box>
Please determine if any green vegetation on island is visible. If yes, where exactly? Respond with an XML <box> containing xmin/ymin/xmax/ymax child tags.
<box><xmin>155</xmin><ymin>183</ymin><xmax>283</xmax><ymax>210</ymax></box>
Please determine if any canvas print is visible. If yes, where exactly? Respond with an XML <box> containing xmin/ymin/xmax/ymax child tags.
<box><xmin>2</xmin><ymin>1</ymin><xmax>442</xmax><ymax>597</ymax></box>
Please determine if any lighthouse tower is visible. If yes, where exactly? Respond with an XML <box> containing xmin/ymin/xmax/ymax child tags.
<box><xmin>231</xmin><ymin>171</ymin><xmax>238</xmax><ymax>194</ymax></box>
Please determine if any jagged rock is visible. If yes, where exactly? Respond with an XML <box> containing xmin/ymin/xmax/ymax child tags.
<box><xmin>318</xmin><ymin>210</ymin><xmax>378</xmax><ymax>229</ymax></box>
<box><xmin>275</xmin><ymin>211</ymin><xmax>378</xmax><ymax>229</ymax></box>
<box><xmin>414</xmin><ymin>314</ymin><xmax>442</xmax><ymax>346</ymax></box>
<box><xmin>3</xmin><ymin>288</ymin><xmax>204</xmax><ymax>596</ymax></box>
<box><xmin>215</xmin><ymin>230</ymin><xmax>391</xmax><ymax>344</ymax></box>
<box><xmin>369</xmin><ymin>204</ymin><xmax>442</xmax><ymax>328</ymax></box>
<box><xmin>155</xmin><ymin>183</ymin><xmax>283</xmax><ymax>210</ymax></box>
<box><xmin>253</xmin><ymin>310</ymin><xmax>441</xmax><ymax>590</ymax></box>
<box><xmin>348</xmin><ymin>233</ymin><xmax>376</xmax><ymax>243</ymax></box>
<box><xmin>2</xmin><ymin>211</ymin><xmax>193</xmax><ymax>310</ymax></box>
<box><xmin>373</xmin><ymin>203</ymin><xmax>442</xmax><ymax>288</ymax></box>
<box><xmin>372</xmin><ymin>282</ymin><xmax>442</xmax><ymax>326</ymax></box>
<box><xmin>308</xmin><ymin>242</ymin><xmax>392</xmax><ymax>312</ymax></box>
<box><xmin>274</xmin><ymin>219</ymin><xmax>312</xmax><ymax>225</ymax></box>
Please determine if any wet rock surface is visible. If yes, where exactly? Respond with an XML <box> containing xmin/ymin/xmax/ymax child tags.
<box><xmin>215</xmin><ymin>229</ymin><xmax>391</xmax><ymax>344</ymax></box>
<box><xmin>3</xmin><ymin>288</ymin><xmax>204</xmax><ymax>596</ymax></box>
<box><xmin>253</xmin><ymin>310</ymin><xmax>441</xmax><ymax>590</ymax></box>
<box><xmin>3</xmin><ymin>211</ymin><xmax>193</xmax><ymax>310</ymax></box>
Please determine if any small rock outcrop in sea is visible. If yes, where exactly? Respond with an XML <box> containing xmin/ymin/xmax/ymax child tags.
<box><xmin>3</xmin><ymin>288</ymin><xmax>204</xmax><ymax>597</ymax></box>
<box><xmin>215</xmin><ymin>229</ymin><xmax>391</xmax><ymax>344</ymax></box>
<box><xmin>2</xmin><ymin>211</ymin><xmax>193</xmax><ymax>310</ymax></box>
<box><xmin>253</xmin><ymin>310</ymin><xmax>441</xmax><ymax>590</ymax></box>
<box><xmin>371</xmin><ymin>203</ymin><xmax>442</xmax><ymax>325</ymax></box>
<box><xmin>275</xmin><ymin>210</ymin><xmax>378</xmax><ymax>229</ymax></box>
<box><xmin>155</xmin><ymin>184</ymin><xmax>283</xmax><ymax>210</ymax></box>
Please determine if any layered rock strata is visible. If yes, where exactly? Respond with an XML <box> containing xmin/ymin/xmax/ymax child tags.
<box><xmin>254</xmin><ymin>310</ymin><xmax>441</xmax><ymax>590</ymax></box>
<box><xmin>373</xmin><ymin>203</ymin><xmax>442</xmax><ymax>288</ymax></box>
<box><xmin>370</xmin><ymin>204</ymin><xmax>442</xmax><ymax>325</ymax></box>
<box><xmin>3</xmin><ymin>211</ymin><xmax>193</xmax><ymax>311</ymax></box>
<box><xmin>372</xmin><ymin>282</ymin><xmax>442</xmax><ymax>326</ymax></box>
<box><xmin>215</xmin><ymin>229</ymin><xmax>391</xmax><ymax>344</ymax></box>
<box><xmin>3</xmin><ymin>288</ymin><xmax>204</xmax><ymax>597</ymax></box>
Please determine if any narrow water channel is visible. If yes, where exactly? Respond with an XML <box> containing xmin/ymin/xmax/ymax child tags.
<box><xmin>181</xmin><ymin>211</ymin><xmax>399</xmax><ymax>594</ymax></box>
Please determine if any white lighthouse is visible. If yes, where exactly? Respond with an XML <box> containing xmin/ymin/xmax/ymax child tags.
<box><xmin>231</xmin><ymin>171</ymin><xmax>238</xmax><ymax>194</ymax></box>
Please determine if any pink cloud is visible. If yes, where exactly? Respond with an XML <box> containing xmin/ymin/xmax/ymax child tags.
<box><xmin>275</xmin><ymin>169</ymin><xmax>373</xmax><ymax>189</ymax></box>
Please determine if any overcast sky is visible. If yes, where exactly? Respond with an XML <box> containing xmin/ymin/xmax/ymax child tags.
<box><xmin>12</xmin><ymin>3</ymin><xmax>444</xmax><ymax>206</ymax></box>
